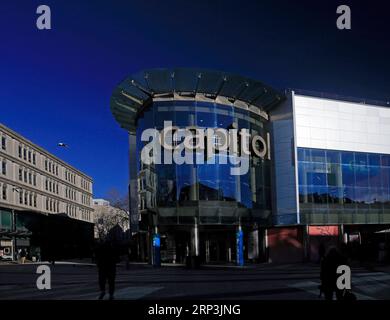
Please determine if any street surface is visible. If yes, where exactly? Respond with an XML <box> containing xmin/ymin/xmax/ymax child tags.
<box><xmin>1</xmin><ymin>262</ymin><xmax>390</xmax><ymax>300</ymax></box>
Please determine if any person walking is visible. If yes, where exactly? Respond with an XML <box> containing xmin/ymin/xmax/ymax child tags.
<box><xmin>126</xmin><ymin>247</ymin><xmax>131</xmax><ymax>270</ymax></box>
<box><xmin>20</xmin><ymin>248</ymin><xmax>27</xmax><ymax>264</ymax></box>
<box><xmin>95</xmin><ymin>241</ymin><xmax>120</xmax><ymax>300</ymax></box>
<box><xmin>318</xmin><ymin>243</ymin><xmax>326</xmax><ymax>263</ymax></box>
<box><xmin>320</xmin><ymin>247</ymin><xmax>347</xmax><ymax>300</ymax></box>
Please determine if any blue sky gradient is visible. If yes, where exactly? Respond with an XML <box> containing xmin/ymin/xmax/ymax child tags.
<box><xmin>1</xmin><ymin>0</ymin><xmax>389</xmax><ymax>197</ymax></box>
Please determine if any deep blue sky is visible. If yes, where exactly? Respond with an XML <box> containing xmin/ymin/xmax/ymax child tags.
<box><xmin>1</xmin><ymin>0</ymin><xmax>389</xmax><ymax>198</ymax></box>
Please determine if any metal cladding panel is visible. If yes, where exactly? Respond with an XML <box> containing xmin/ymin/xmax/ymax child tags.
<box><xmin>110</xmin><ymin>92</ymin><xmax>140</xmax><ymax>133</ymax></box>
<box><xmin>110</xmin><ymin>68</ymin><xmax>285</xmax><ymax>132</ymax></box>
<box><xmin>218</xmin><ymin>74</ymin><xmax>248</xmax><ymax>99</ymax></box>
<box><xmin>258</xmin><ymin>92</ymin><xmax>282</xmax><ymax>110</ymax></box>
<box><xmin>196</xmin><ymin>70</ymin><xmax>225</xmax><ymax>95</ymax></box>
<box><xmin>238</xmin><ymin>82</ymin><xmax>267</xmax><ymax>103</ymax></box>
<box><xmin>144</xmin><ymin>69</ymin><xmax>173</xmax><ymax>94</ymax></box>
<box><xmin>111</xmin><ymin>108</ymin><xmax>136</xmax><ymax>130</ymax></box>
<box><xmin>111</xmin><ymin>95</ymin><xmax>141</xmax><ymax>114</ymax></box>
<box><xmin>128</xmin><ymin>71</ymin><xmax>150</xmax><ymax>91</ymax></box>
<box><xmin>294</xmin><ymin>94</ymin><xmax>390</xmax><ymax>154</ymax></box>
<box><xmin>173</xmin><ymin>68</ymin><xmax>199</xmax><ymax>93</ymax></box>
<box><xmin>117</xmin><ymin>81</ymin><xmax>150</xmax><ymax>103</ymax></box>
<box><xmin>269</xmin><ymin>94</ymin><xmax>299</xmax><ymax>225</ymax></box>
<box><xmin>249</xmin><ymin>90</ymin><xmax>268</xmax><ymax>108</ymax></box>
<box><xmin>111</xmin><ymin>105</ymin><xmax>137</xmax><ymax>120</ymax></box>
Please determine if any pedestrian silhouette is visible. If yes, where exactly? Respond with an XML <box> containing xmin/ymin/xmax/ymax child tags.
<box><xmin>20</xmin><ymin>249</ymin><xmax>27</xmax><ymax>264</ymax></box>
<box><xmin>95</xmin><ymin>240</ymin><xmax>120</xmax><ymax>300</ymax></box>
<box><xmin>318</xmin><ymin>243</ymin><xmax>326</xmax><ymax>263</ymax></box>
<box><xmin>320</xmin><ymin>247</ymin><xmax>348</xmax><ymax>300</ymax></box>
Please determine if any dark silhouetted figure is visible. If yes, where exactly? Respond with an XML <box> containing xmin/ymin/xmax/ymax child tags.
<box><xmin>20</xmin><ymin>249</ymin><xmax>27</xmax><ymax>264</ymax></box>
<box><xmin>95</xmin><ymin>241</ymin><xmax>120</xmax><ymax>300</ymax></box>
<box><xmin>318</xmin><ymin>243</ymin><xmax>326</xmax><ymax>263</ymax></box>
<box><xmin>126</xmin><ymin>247</ymin><xmax>131</xmax><ymax>270</ymax></box>
<box><xmin>320</xmin><ymin>247</ymin><xmax>347</xmax><ymax>300</ymax></box>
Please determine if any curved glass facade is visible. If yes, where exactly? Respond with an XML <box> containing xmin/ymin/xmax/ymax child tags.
<box><xmin>136</xmin><ymin>100</ymin><xmax>271</xmax><ymax>225</ymax></box>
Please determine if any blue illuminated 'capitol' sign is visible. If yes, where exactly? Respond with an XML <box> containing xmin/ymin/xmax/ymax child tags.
<box><xmin>140</xmin><ymin>121</ymin><xmax>270</xmax><ymax>176</ymax></box>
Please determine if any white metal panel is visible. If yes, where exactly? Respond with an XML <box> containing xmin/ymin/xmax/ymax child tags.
<box><xmin>294</xmin><ymin>95</ymin><xmax>390</xmax><ymax>155</ymax></box>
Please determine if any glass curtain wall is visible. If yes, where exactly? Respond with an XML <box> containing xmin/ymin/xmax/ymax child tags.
<box><xmin>136</xmin><ymin>100</ymin><xmax>271</xmax><ymax>225</ymax></box>
<box><xmin>298</xmin><ymin>147</ymin><xmax>390</xmax><ymax>224</ymax></box>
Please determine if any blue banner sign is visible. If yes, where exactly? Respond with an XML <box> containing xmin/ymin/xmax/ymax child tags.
<box><xmin>153</xmin><ymin>234</ymin><xmax>160</xmax><ymax>247</ymax></box>
<box><xmin>236</xmin><ymin>230</ymin><xmax>244</xmax><ymax>266</ymax></box>
<box><xmin>153</xmin><ymin>233</ymin><xmax>161</xmax><ymax>267</ymax></box>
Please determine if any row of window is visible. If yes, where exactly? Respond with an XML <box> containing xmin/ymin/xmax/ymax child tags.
<box><xmin>1</xmin><ymin>159</ymin><xmax>6</xmax><ymax>175</ymax></box>
<box><xmin>0</xmin><ymin>183</ymin><xmax>7</xmax><ymax>201</ymax></box>
<box><xmin>80</xmin><ymin>207</ymin><xmax>92</xmax><ymax>221</ymax></box>
<box><xmin>1</xmin><ymin>184</ymin><xmax>59</xmax><ymax>210</ymax></box>
<box><xmin>19</xmin><ymin>189</ymin><xmax>38</xmax><ymax>208</ymax></box>
<box><xmin>19</xmin><ymin>167</ymin><xmax>37</xmax><ymax>186</ymax></box>
<box><xmin>16</xmin><ymin>166</ymin><xmax>89</xmax><ymax>206</ymax></box>
<box><xmin>0</xmin><ymin>183</ymin><xmax>93</xmax><ymax>217</ymax></box>
<box><xmin>46</xmin><ymin>197</ymin><xmax>59</xmax><ymax>212</ymax></box>
<box><xmin>45</xmin><ymin>178</ymin><xmax>59</xmax><ymax>194</ymax></box>
<box><xmin>1</xmin><ymin>135</ymin><xmax>6</xmax><ymax>151</ymax></box>
<box><xmin>298</xmin><ymin>147</ymin><xmax>390</xmax><ymax>211</ymax></box>
<box><xmin>299</xmin><ymin>186</ymin><xmax>390</xmax><ymax>205</ymax></box>
<box><xmin>81</xmin><ymin>193</ymin><xmax>91</xmax><ymax>205</ymax></box>
<box><xmin>1</xmin><ymin>185</ymin><xmax>92</xmax><ymax>217</ymax></box>
<box><xmin>46</xmin><ymin>160</ymin><xmax>90</xmax><ymax>192</ymax></box>
<box><xmin>298</xmin><ymin>148</ymin><xmax>390</xmax><ymax>167</ymax></box>
<box><xmin>66</xmin><ymin>204</ymin><xmax>77</xmax><ymax>217</ymax></box>
<box><xmin>3</xmin><ymin>169</ymin><xmax>89</xmax><ymax>210</ymax></box>
<box><xmin>81</xmin><ymin>178</ymin><xmax>91</xmax><ymax>191</ymax></box>
<box><xmin>65</xmin><ymin>187</ymin><xmax>77</xmax><ymax>201</ymax></box>
<box><xmin>65</xmin><ymin>170</ymin><xmax>76</xmax><ymax>184</ymax></box>
<box><xmin>1</xmin><ymin>133</ymin><xmax>90</xmax><ymax>192</ymax></box>
<box><xmin>298</xmin><ymin>152</ymin><xmax>390</xmax><ymax>190</ymax></box>
<box><xmin>45</xmin><ymin>159</ymin><xmax>59</xmax><ymax>176</ymax></box>
<box><xmin>298</xmin><ymin>162</ymin><xmax>390</xmax><ymax>189</ymax></box>
<box><xmin>18</xmin><ymin>145</ymin><xmax>37</xmax><ymax>165</ymax></box>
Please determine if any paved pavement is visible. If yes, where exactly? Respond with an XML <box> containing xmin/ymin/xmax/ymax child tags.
<box><xmin>0</xmin><ymin>262</ymin><xmax>390</xmax><ymax>300</ymax></box>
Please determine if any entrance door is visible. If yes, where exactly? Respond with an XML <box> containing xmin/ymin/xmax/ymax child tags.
<box><xmin>204</xmin><ymin>236</ymin><xmax>231</xmax><ymax>263</ymax></box>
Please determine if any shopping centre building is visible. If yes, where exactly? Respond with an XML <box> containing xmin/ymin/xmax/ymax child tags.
<box><xmin>111</xmin><ymin>68</ymin><xmax>390</xmax><ymax>264</ymax></box>
<box><xmin>0</xmin><ymin>123</ymin><xmax>94</xmax><ymax>261</ymax></box>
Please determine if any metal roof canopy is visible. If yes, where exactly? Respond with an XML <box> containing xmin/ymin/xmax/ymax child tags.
<box><xmin>110</xmin><ymin>68</ymin><xmax>285</xmax><ymax>133</ymax></box>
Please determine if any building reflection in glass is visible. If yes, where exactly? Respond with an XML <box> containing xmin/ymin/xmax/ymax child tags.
<box><xmin>136</xmin><ymin>100</ymin><xmax>271</xmax><ymax>225</ymax></box>
<box><xmin>298</xmin><ymin>147</ymin><xmax>390</xmax><ymax>223</ymax></box>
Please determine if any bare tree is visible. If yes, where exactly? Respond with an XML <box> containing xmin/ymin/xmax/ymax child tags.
<box><xmin>106</xmin><ymin>188</ymin><xmax>129</xmax><ymax>212</ymax></box>
<box><xmin>94</xmin><ymin>188</ymin><xmax>130</xmax><ymax>242</ymax></box>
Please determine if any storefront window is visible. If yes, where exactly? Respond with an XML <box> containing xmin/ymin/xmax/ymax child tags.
<box><xmin>0</xmin><ymin>209</ymin><xmax>12</xmax><ymax>229</ymax></box>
